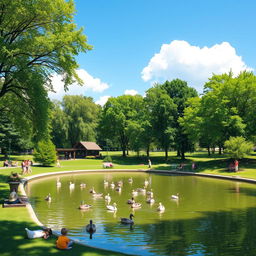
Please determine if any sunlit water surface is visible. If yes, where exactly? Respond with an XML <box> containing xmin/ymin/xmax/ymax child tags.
<box><xmin>26</xmin><ymin>172</ymin><xmax>256</xmax><ymax>256</ymax></box>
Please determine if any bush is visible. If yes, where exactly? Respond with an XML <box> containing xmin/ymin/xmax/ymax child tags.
<box><xmin>33</xmin><ymin>139</ymin><xmax>57</xmax><ymax>166</ymax></box>
<box><xmin>85</xmin><ymin>156</ymin><xmax>96</xmax><ymax>159</ymax></box>
<box><xmin>103</xmin><ymin>155</ymin><xmax>112</xmax><ymax>162</ymax></box>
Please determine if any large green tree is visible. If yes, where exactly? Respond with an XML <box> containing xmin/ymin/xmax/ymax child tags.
<box><xmin>0</xmin><ymin>0</ymin><xmax>91</xmax><ymax>140</ymax></box>
<box><xmin>160</xmin><ymin>79</ymin><xmax>198</xmax><ymax>159</ymax></box>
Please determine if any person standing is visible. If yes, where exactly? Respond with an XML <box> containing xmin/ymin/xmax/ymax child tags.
<box><xmin>234</xmin><ymin>160</ymin><xmax>239</xmax><ymax>172</ymax></box>
<box><xmin>148</xmin><ymin>159</ymin><xmax>152</xmax><ymax>169</ymax></box>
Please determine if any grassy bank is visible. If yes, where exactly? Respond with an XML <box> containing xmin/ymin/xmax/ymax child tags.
<box><xmin>1</xmin><ymin>151</ymin><xmax>256</xmax><ymax>255</ymax></box>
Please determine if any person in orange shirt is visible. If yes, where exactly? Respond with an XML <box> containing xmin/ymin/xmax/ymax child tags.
<box><xmin>56</xmin><ymin>228</ymin><xmax>73</xmax><ymax>250</ymax></box>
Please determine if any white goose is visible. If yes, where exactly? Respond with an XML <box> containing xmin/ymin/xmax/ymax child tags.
<box><xmin>103</xmin><ymin>180</ymin><xmax>109</xmax><ymax>186</ymax></box>
<box><xmin>80</xmin><ymin>183</ymin><xmax>86</xmax><ymax>188</ymax></box>
<box><xmin>147</xmin><ymin>189</ymin><xmax>153</xmax><ymax>197</ymax></box>
<box><xmin>86</xmin><ymin>220</ymin><xmax>96</xmax><ymax>233</ymax></box>
<box><xmin>89</xmin><ymin>187</ymin><xmax>96</xmax><ymax>194</ymax></box>
<box><xmin>120</xmin><ymin>214</ymin><xmax>134</xmax><ymax>224</ymax></box>
<box><xmin>69</xmin><ymin>182</ymin><xmax>75</xmax><ymax>189</ymax></box>
<box><xmin>45</xmin><ymin>193</ymin><xmax>51</xmax><ymax>202</ymax></box>
<box><xmin>137</xmin><ymin>186</ymin><xmax>146</xmax><ymax>193</ymax></box>
<box><xmin>116</xmin><ymin>186</ymin><xmax>122</xmax><ymax>192</ymax></box>
<box><xmin>128</xmin><ymin>177</ymin><xmax>133</xmax><ymax>183</ymax></box>
<box><xmin>106</xmin><ymin>202</ymin><xmax>117</xmax><ymax>211</ymax></box>
<box><xmin>157</xmin><ymin>202</ymin><xmax>165</xmax><ymax>212</ymax></box>
<box><xmin>110</xmin><ymin>182</ymin><xmax>115</xmax><ymax>188</ymax></box>
<box><xmin>127</xmin><ymin>197</ymin><xmax>135</xmax><ymax>204</ymax></box>
<box><xmin>144</xmin><ymin>179</ymin><xmax>149</xmax><ymax>186</ymax></box>
<box><xmin>171</xmin><ymin>193</ymin><xmax>179</xmax><ymax>200</ymax></box>
<box><xmin>92</xmin><ymin>193</ymin><xmax>103</xmax><ymax>198</ymax></box>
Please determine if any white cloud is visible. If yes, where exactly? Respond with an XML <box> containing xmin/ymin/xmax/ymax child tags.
<box><xmin>141</xmin><ymin>40</ymin><xmax>253</xmax><ymax>90</ymax></box>
<box><xmin>95</xmin><ymin>95</ymin><xmax>111</xmax><ymax>106</ymax></box>
<box><xmin>124</xmin><ymin>89</ymin><xmax>138</xmax><ymax>96</ymax></box>
<box><xmin>48</xmin><ymin>69</ymin><xmax>109</xmax><ymax>100</ymax></box>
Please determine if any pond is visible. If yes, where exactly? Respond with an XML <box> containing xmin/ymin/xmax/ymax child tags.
<box><xmin>26</xmin><ymin>172</ymin><xmax>256</xmax><ymax>256</ymax></box>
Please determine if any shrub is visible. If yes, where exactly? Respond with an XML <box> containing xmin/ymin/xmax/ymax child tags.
<box><xmin>34</xmin><ymin>139</ymin><xmax>57</xmax><ymax>166</ymax></box>
<box><xmin>103</xmin><ymin>155</ymin><xmax>112</xmax><ymax>162</ymax></box>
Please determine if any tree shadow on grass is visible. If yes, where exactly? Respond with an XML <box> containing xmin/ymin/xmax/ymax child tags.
<box><xmin>0</xmin><ymin>220</ymin><xmax>128</xmax><ymax>256</ymax></box>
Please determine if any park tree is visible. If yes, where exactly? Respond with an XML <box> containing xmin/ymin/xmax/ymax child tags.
<box><xmin>224</xmin><ymin>136</ymin><xmax>253</xmax><ymax>170</ymax></box>
<box><xmin>145</xmin><ymin>86</ymin><xmax>177</xmax><ymax>160</ymax></box>
<box><xmin>0</xmin><ymin>0</ymin><xmax>92</xmax><ymax>141</ymax></box>
<box><xmin>60</xmin><ymin>95</ymin><xmax>100</xmax><ymax>147</ymax></box>
<box><xmin>100</xmin><ymin>95</ymin><xmax>144</xmax><ymax>157</ymax></box>
<box><xmin>34</xmin><ymin>139</ymin><xmax>57</xmax><ymax>166</ymax></box>
<box><xmin>160</xmin><ymin>79</ymin><xmax>198</xmax><ymax>159</ymax></box>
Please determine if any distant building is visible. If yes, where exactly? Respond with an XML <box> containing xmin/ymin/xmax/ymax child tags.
<box><xmin>56</xmin><ymin>141</ymin><xmax>102</xmax><ymax>159</ymax></box>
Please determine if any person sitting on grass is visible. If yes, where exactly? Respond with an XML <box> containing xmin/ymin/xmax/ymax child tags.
<box><xmin>56</xmin><ymin>228</ymin><xmax>73</xmax><ymax>250</ymax></box>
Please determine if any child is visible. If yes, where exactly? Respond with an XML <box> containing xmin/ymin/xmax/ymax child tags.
<box><xmin>25</xmin><ymin>227</ymin><xmax>52</xmax><ymax>239</ymax></box>
<box><xmin>56</xmin><ymin>228</ymin><xmax>73</xmax><ymax>250</ymax></box>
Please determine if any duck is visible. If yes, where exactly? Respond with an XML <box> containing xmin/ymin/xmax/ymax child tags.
<box><xmin>56</xmin><ymin>178</ymin><xmax>61</xmax><ymax>187</ymax></box>
<box><xmin>127</xmin><ymin>197</ymin><xmax>135</xmax><ymax>204</ymax></box>
<box><xmin>128</xmin><ymin>177</ymin><xmax>133</xmax><ymax>183</ymax></box>
<box><xmin>105</xmin><ymin>193</ymin><xmax>111</xmax><ymax>202</ymax></box>
<box><xmin>116</xmin><ymin>186</ymin><xmax>122</xmax><ymax>192</ymax></box>
<box><xmin>80</xmin><ymin>183</ymin><xmax>86</xmax><ymax>188</ymax></box>
<box><xmin>92</xmin><ymin>193</ymin><xmax>103</xmax><ymax>198</ymax></box>
<box><xmin>86</xmin><ymin>220</ymin><xmax>96</xmax><ymax>233</ymax></box>
<box><xmin>171</xmin><ymin>193</ymin><xmax>179</xmax><ymax>200</ymax></box>
<box><xmin>106</xmin><ymin>202</ymin><xmax>117</xmax><ymax>211</ymax></box>
<box><xmin>103</xmin><ymin>180</ymin><xmax>109</xmax><ymax>186</ymax></box>
<box><xmin>78</xmin><ymin>201</ymin><xmax>92</xmax><ymax>210</ymax></box>
<box><xmin>69</xmin><ymin>182</ymin><xmax>75</xmax><ymax>189</ymax></box>
<box><xmin>131</xmin><ymin>202</ymin><xmax>142</xmax><ymax>209</ymax></box>
<box><xmin>120</xmin><ymin>213</ymin><xmax>134</xmax><ymax>224</ymax></box>
<box><xmin>89</xmin><ymin>187</ymin><xmax>96</xmax><ymax>194</ymax></box>
<box><xmin>157</xmin><ymin>202</ymin><xmax>165</xmax><ymax>212</ymax></box>
<box><xmin>110</xmin><ymin>182</ymin><xmax>115</xmax><ymax>188</ymax></box>
<box><xmin>45</xmin><ymin>193</ymin><xmax>51</xmax><ymax>202</ymax></box>
<box><xmin>146</xmin><ymin>197</ymin><xmax>155</xmax><ymax>204</ymax></box>
<box><xmin>147</xmin><ymin>189</ymin><xmax>153</xmax><ymax>197</ymax></box>
<box><xmin>132</xmin><ymin>190</ymin><xmax>138</xmax><ymax>196</ymax></box>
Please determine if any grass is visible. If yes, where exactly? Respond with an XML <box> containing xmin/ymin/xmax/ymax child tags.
<box><xmin>1</xmin><ymin>150</ymin><xmax>256</xmax><ymax>255</ymax></box>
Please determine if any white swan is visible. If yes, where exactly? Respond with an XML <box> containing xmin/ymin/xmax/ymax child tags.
<box><xmin>121</xmin><ymin>214</ymin><xmax>134</xmax><ymax>224</ymax></box>
<box><xmin>56</xmin><ymin>178</ymin><xmax>61</xmax><ymax>187</ymax></box>
<box><xmin>69</xmin><ymin>182</ymin><xmax>75</xmax><ymax>189</ymax></box>
<box><xmin>157</xmin><ymin>202</ymin><xmax>165</xmax><ymax>212</ymax></box>
<box><xmin>45</xmin><ymin>193</ymin><xmax>51</xmax><ymax>202</ymax></box>
<box><xmin>131</xmin><ymin>202</ymin><xmax>142</xmax><ymax>209</ymax></box>
<box><xmin>132</xmin><ymin>190</ymin><xmax>138</xmax><ymax>196</ymax></box>
<box><xmin>106</xmin><ymin>202</ymin><xmax>117</xmax><ymax>211</ymax></box>
<box><xmin>86</xmin><ymin>220</ymin><xmax>96</xmax><ymax>233</ymax></box>
<box><xmin>171</xmin><ymin>193</ymin><xmax>179</xmax><ymax>200</ymax></box>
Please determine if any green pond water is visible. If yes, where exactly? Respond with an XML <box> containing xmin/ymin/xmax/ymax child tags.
<box><xmin>26</xmin><ymin>172</ymin><xmax>256</xmax><ymax>256</ymax></box>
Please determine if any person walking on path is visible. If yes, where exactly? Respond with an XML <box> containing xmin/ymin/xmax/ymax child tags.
<box><xmin>148</xmin><ymin>159</ymin><xmax>152</xmax><ymax>169</ymax></box>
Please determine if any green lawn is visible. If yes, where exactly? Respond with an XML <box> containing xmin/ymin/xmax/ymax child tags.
<box><xmin>1</xmin><ymin>150</ymin><xmax>256</xmax><ymax>255</ymax></box>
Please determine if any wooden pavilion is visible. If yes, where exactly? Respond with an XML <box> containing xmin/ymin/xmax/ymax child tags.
<box><xmin>56</xmin><ymin>141</ymin><xmax>102</xmax><ymax>159</ymax></box>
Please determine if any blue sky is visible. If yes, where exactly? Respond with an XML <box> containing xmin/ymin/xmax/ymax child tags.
<box><xmin>49</xmin><ymin>0</ymin><xmax>256</xmax><ymax>104</ymax></box>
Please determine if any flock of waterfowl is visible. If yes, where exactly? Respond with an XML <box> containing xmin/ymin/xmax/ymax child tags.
<box><xmin>45</xmin><ymin>177</ymin><xmax>180</xmax><ymax>226</ymax></box>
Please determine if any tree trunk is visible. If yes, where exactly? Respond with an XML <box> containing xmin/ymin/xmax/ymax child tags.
<box><xmin>181</xmin><ymin>150</ymin><xmax>185</xmax><ymax>160</ymax></box>
<box><xmin>218</xmin><ymin>146</ymin><xmax>222</xmax><ymax>155</ymax></box>
<box><xmin>122</xmin><ymin>148</ymin><xmax>126</xmax><ymax>157</ymax></box>
<box><xmin>146</xmin><ymin>146</ymin><xmax>150</xmax><ymax>158</ymax></box>
<box><xmin>165</xmin><ymin>148</ymin><xmax>168</xmax><ymax>161</ymax></box>
<box><xmin>207</xmin><ymin>146</ymin><xmax>210</xmax><ymax>156</ymax></box>
<box><xmin>177</xmin><ymin>149</ymin><xmax>180</xmax><ymax>157</ymax></box>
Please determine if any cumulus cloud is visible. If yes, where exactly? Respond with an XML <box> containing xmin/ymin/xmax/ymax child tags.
<box><xmin>141</xmin><ymin>40</ymin><xmax>253</xmax><ymax>90</ymax></box>
<box><xmin>124</xmin><ymin>89</ymin><xmax>138</xmax><ymax>96</ymax></box>
<box><xmin>95</xmin><ymin>95</ymin><xmax>111</xmax><ymax>106</ymax></box>
<box><xmin>48</xmin><ymin>69</ymin><xmax>109</xmax><ymax>100</ymax></box>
